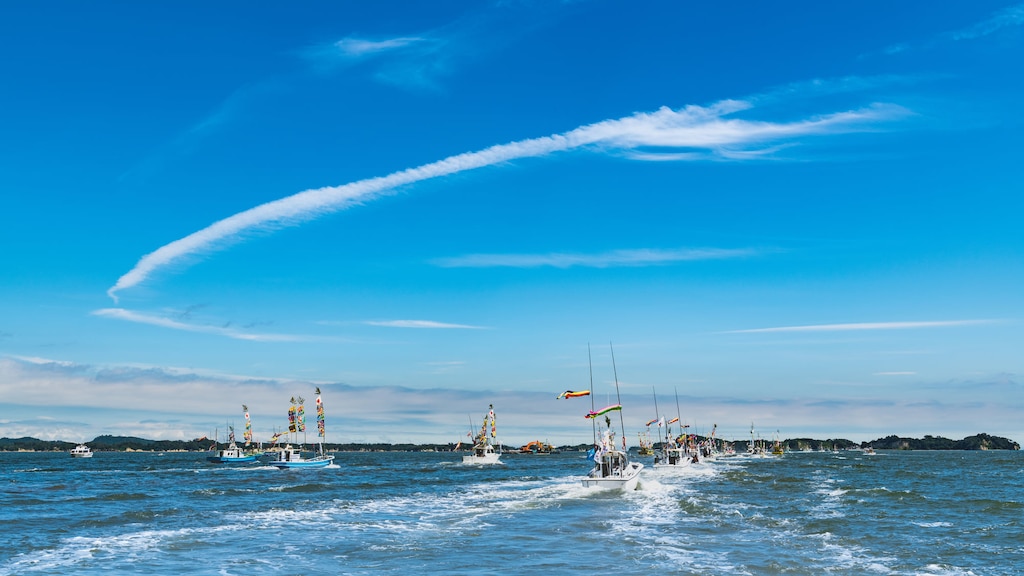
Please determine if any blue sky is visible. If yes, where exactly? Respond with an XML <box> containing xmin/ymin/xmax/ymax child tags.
<box><xmin>2</xmin><ymin>1</ymin><xmax>1022</xmax><ymax>446</ymax></box>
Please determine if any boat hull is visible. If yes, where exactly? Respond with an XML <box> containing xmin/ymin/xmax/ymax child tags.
<box><xmin>206</xmin><ymin>455</ymin><xmax>258</xmax><ymax>463</ymax></box>
<box><xmin>206</xmin><ymin>443</ymin><xmax>259</xmax><ymax>463</ymax></box>
<box><xmin>461</xmin><ymin>453</ymin><xmax>502</xmax><ymax>465</ymax></box>
<box><xmin>269</xmin><ymin>456</ymin><xmax>334</xmax><ymax>469</ymax></box>
<box><xmin>653</xmin><ymin>459</ymin><xmax>691</xmax><ymax>468</ymax></box>
<box><xmin>581</xmin><ymin>462</ymin><xmax>644</xmax><ymax>491</ymax></box>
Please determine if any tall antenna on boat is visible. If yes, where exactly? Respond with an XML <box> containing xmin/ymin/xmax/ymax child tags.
<box><xmin>653</xmin><ymin>386</ymin><xmax>664</xmax><ymax>445</ymax></box>
<box><xmin>588</xmin><ymin>343</ymin><xmax>596</xmax><ymax>446</ymax></box>
<box><xmin>609</xmin><ymin>342</ymin><xmax>626</xmax><ymax>451</ymax></box>
<box><xmin>674</xmin><ymin>387</ymin><xmax>683</xmax><ymax>443</ymax></box>
<box><xmin>674</xmin><ymin>387</ymin><xmax>681</xmax><ymax>418</ymax></box>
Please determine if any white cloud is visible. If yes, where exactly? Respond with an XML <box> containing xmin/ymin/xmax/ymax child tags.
<box><xmin>332</xmin><ymin>36</ymin><xmax>426</xmax><ymax>58</ymax></box>
<box><xmin>92</xmin><ymin>308</ymin><xmax>310</xmax><ymax>342</ymax></box>
<box><xmin>433</xmin><ymin>247</ymin><xmax>758</xmax><ymax>268</ymax></box>
<box><xmin>950</xmin><ymin>3</ymin><xmax>1024</xmax><ymax>40</ymax></box>
<box><xmin>107</xmin><ymin>98</ymin><xmax>909</xmax><ymax>301</ymax></box>
<box><xmin>723</xmin><ymin>320</ymin><xmax>999</xmax><ymax>334</ymax></box>
<box><xmin>876</xmin><ymin>3</ymin><xmax>1024</xmax><ymax>55</ymax></box>
<box><xmin>303</xmin><ymin>34</ymin><xmax>451</xmax><ymax>89</ymax></box>
<box><xmin>363</xmin><ymin>320</ymin><xmax>487</xmax><ymax>329</ymax></box>
<box><xmin>2</xmin><ymin>355</ymin><xmax>1019</xmax><ymax>444</ymax></box>
<box><xmin>303</xmin><ymin>35</ymin><xmax>431</xmax><ymax>67</ymax></box>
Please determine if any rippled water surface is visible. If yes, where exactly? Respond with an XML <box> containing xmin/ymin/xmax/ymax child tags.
<box><xmin>1</xmin><ymin>450</ymin><xmax>1021</xmax><ymax>575</ymax></box>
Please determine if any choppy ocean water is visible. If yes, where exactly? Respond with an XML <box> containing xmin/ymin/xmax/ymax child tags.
<box><xmin>1</xmin><ymin>449</ymin><xmax>1021</xmax><ymax>575</ymax></box>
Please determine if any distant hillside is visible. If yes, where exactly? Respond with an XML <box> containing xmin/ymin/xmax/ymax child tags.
<box><xmin>0</xmin><ymin>437</ymin><xmax>76</xmax><ymax>451</ymax></box>
<box><xmin>865</xmin><ymin>433</ymin><xmax>1019</xmax><ymax>451</ymax></box>
<box><xmin>89</xmin><ymin>435</ymin><xmax>214</xmax><ymax>452</ymax></box>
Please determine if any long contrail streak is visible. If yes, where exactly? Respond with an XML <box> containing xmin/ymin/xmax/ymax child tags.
<box><xmin>107</xmin><ymin>100</ymin><xmax>906</xmax><ymax>301</ymax></box>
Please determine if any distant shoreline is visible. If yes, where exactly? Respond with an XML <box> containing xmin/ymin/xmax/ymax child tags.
<box><xmin>1</xmin><ymin>432</ymin><xmax>1018</xmax><ymax>452</ymax></box>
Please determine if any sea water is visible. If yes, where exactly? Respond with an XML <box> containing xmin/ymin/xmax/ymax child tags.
<box><xmin>1</xmin><ymin>450</ymin><xmax>1021</xmax><ymax>575</ymax></box>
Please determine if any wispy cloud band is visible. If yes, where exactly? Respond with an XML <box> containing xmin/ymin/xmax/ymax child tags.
<box><xmin>107</xmin><ymin>99</ymin><xmax>908</xmax><ymax>300</ymax></box>
<box><xmin>332</xmin><ymin>36</ymin><xmax>427</xmax><ymax>58</ymax></box>
<box><xmin>724</xmin><ymin>320</ymin><xmax>999</xmax><ymax>334</ymax></box>
<box><xmin>92</xmin><ymin>308</ymin><xmax>307</xmax><ymax>342</ymax></box>
<box><xmin>433</xmin><ymin>247</ymin><xmax>757</xmax><ymax>268</ymax></box>
<box><xmin>950</xmin><ymin>3</ymin><xmax>1024</xmax><ymax>40</ymax></box>
<box><xmin>363</xmin><ymin>320</ymin><xmax>486</xmax><ymax>329</ymax></box>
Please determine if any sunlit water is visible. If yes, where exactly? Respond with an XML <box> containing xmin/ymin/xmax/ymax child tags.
<box><xmin>1</xmin><ymin>450</ymin><xmax>1021</xmax><ymax>575</ymax></box>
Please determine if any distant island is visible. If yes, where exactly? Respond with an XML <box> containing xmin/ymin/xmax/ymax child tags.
<box><xmin>775</xmin><ymin>433</ymin><xmax>1019</xmax><ymax>452</ymax></box>
<box><xmin>0</xmin><ymin>432</ymin><xmax>1018</xmax><ymax>452</ymax></box>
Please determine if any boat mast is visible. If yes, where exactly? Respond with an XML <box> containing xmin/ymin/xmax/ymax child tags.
<box><xmin>609</xmin><ymin>342</ymin><xmax>626</xmax><ymax>452</ymax></box>
<box><xmin>674</xmin><ymin>387</ymin><xmax>682</xmax><ymax>444</ymax></box>
<box><xmin>588</xmin><ymin>343</ymin><xmax>596</xmax><ymax>446</ymax></box>
<box><xmin>652</xmin><ymin>386</ymin><xmax>665</xmax><ymax>446</ymax></box>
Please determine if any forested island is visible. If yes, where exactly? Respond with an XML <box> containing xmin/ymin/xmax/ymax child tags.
<box><xmin>854</xmin><ymin>433</ymin><xmax>1019</xmax><ymax>451</ymax></box>
<box><xmin>0</xmin><ymin>432</ymin><xmax>1018</xmax><ymax>452</ymax></box>
<box><xmin>773</xmin><ymin>433</ymin><xmax>1019</xmax><ymax>451</ymax></box>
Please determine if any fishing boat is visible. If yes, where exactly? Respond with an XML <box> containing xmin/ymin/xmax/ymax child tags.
<box><xmin>462</xmin><ymin>404</ymin><xmax>502</xmax><ymax>465</ymax></box>
<box><xmin>583</xmin><ymin>426</ymin><xmax>644</xmax><ymax>491</ymax></box>
<box><xmin>267</xmin><ymin>444</ymin><xmax>334</xmax><ymax>468</ymax></box>
<box><xmin>206</xmin><ymin>440</ymin><xmax>257</xmax><ymax>463</ymax></box>
<box><xmin>771</xmin><ymin>430</ymin><xmax>785</xmax><ymax>456</ymax></box>
<box><xmin>655</xmin><ymin>441</ymin><xmax>696</xmax><ymax>467</ymax></box>
<box><xmin>578</xmin><ymin>344</ymin><xmax>644</xmax><ymax>491</ymax></box>
<box><xmin>206</xmin><ymin>406</ymin><xmax>262</xmax><ymax>463</ymax></box>
<box><xmin>69</xmin><ymin>444</ymin><xmax>93</xmax><ymax>458</ymax></box>
<box><xmin>747</xmin><ymin>423</ymin><xmax>769</xmax><ymax>458</ymax></box>
<box><xmin>267</xmin><ymin>389</ymin><xmax>334</xmax><ymax>469</ymax></box>
<box><xmin>637</xmin><ymin>429</ymin><xmax>655</xmax><ymax>456</ymax></box>
<box><xmin>654</xmin><ymin>388</ymin><xmax>697</xmax><ymax>467</ymax></box>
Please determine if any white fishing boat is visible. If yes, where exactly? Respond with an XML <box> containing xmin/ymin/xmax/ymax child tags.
<box><xmin>207</xmin><ymin>441</ymin><xmax>257</xmax><ymax>463</ymax></box>
<box><xmin>70</xmin><ymin>444</ymin><xmax>93</xmax><ymax>458</ymax></box>
<box><xmin>266</xmin><ymin>444</ymin><xmax>333</xmax><ymax>469</ymax></box>
<box><xmin>578</xmin><ymin>343</ymin><xmax>644</xmax><ymax>491</ymax></box>
<box><xmin>462</xmin><ymin>404</ymin><xmax>503</xmax><ymax>465</ymax></box>
<box><xmin>652</xmin><ymin>387</ymin><xmax>696</xmax><ymax>468</ymax></box>
<box><xmin>268</xmin><ymin>389</ymin><xmax>334</xmax><ymax>470</ymax></box>
<box><xmin>746</xmin><ymin>423</ymin><xmax>770</xmax><ymax>458</ymax></box>
<box><xmin>655</xmin><ymin>439</ymin><xmax>697</xmax><ymax>467</ymax></box>
<box><xmin>207</xmin><ymin>406</ymin><xmax>262</xmax><ymax>463</ymax></box>
<box><xmin>583</xmin><ymin>428</ymin><xmax>644</xmax><ymax>491</ymax></box>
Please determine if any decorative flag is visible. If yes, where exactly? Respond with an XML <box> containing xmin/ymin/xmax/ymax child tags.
<box><xmin>315</xmin><ymin>388</ymin><xmax>325</xmax><ymax>438</ymax></box>
<box><xmin>243</xmin><ymin>404</ymin><xmax>252</xmax><ymax>446</ymax></box>
<box><xmin>668</xmin><ymin>417</ymin><xmax>679</xmax><ymax>425</ymax></box>
<box><xmin>585</xmin><ymin>404</ymin><xmax>622</xmax><ymax>419</ymax></box>
<box><xmin>557</xmin><ymin>390</ymin><xmax>591</xmax><ymax>399</ymax></box>
<box><xmin>646</xmin><ymin>418</ymin><xmax>659</xmax><ymax>427</ymax></box>
<box><xmin>288</xmin><ymin>397</ymin><xmax>297</xmax><ymax>433</ymax></box>
<box><xmin>489</xmin><ymin>405</ymin><xmax>496</xmax><ymax>439</ymax></box>
<box><xmin>297</xmin><ymin>396</ymin><xmax>306</xmax><ymax>432</ymax></box>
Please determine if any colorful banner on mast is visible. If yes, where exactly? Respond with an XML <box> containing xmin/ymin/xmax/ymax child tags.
<box><xmin>315</xmin><ymin>387</ymin><xmax>325</xmax><ymax>438</ymax></box>
<box><xmin>243</xmin><ymin>404</ymin><xmax>252</xmax><ymax>446</ymax></box>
